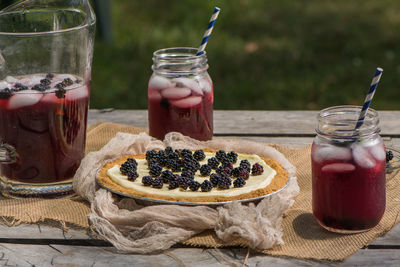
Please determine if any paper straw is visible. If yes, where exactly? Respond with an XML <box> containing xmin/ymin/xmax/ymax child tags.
<box><xmin>196</xmin><ymin>7</ymin><xmax>221</xmax><ymax>56</ymax></box>
<box><xmin>355</xmin><ymin>67</ymin><xmax>383</xmax><ymax>129</ymax></box>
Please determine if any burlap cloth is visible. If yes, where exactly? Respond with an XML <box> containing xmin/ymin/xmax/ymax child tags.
<box><xmin>0</xmin><ymin>122</ymin><xmax>399</xmax><ymax>261</ymax></box>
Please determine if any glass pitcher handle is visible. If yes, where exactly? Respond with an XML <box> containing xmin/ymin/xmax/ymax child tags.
<box><xmin>0</xmin><ymin>143</ymin><xmax>18</xmax><ymax>164</ymax></box>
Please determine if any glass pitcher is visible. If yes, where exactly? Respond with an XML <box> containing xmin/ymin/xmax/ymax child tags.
<box><xmin>0</xmin><ymin>0</ymin><xmax>96</xmax><ymax>198</ymax></box>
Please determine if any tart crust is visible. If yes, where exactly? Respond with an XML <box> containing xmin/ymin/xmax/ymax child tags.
<box><xmin>97</xmin><ymin>149</ymin><xmax>290</xmax><ymax>203</ymax></box>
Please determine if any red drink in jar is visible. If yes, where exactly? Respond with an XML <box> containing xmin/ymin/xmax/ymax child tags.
<box><xmin>312</xmin><ymin>106</ymin><xmax>386</xmax><ymax>233</ymax></box>
<box><xmin>0</xmin><ymin>74</ymin><xmax>89</xmax><ymax>196</ymax></box>
<box><xmin>148</xmin><ymin>48</ymin><xmax>213</xmax><ymax>141</ymax></box>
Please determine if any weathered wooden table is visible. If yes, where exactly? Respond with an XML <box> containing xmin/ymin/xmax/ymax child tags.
<box><xmin>1</xmin><ymin>109</ymin><xmax>399</xmax><ymax>266</ymax></box>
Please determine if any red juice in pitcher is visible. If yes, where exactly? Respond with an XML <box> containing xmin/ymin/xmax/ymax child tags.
<box><xmin>0</xmin><ymin>74</ymin><xmax>89</xmax><ymax>184</ymax></box>
<box><xmin>311</xmin><ymin>106</ymin><xmax>386</xmax><ymax>233</ymax></box>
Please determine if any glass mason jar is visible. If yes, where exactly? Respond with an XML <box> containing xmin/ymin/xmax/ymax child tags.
<box><xmin>148</xmin><ymin>47</ymin><xmax>213</xmax><ymax>141</ymax></box>
<box><xmin>0</xmin><ymin>0</ymin><xmax>96</xmax><ymax>198</ymax></box>
<box><xmin>311</xmin><ymin>106</ymin><xmax>386</xmax><ymax>233</ymax></box>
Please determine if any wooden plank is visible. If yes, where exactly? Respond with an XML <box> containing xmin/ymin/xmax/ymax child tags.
<box><xmin>1</xmin><ymin>219</ymin><xmax>399</xmax><ymax>247</ymax></box>
<box><xmin>0</xmin><ymin>224</ymin><xmax>91</xmax><ymax>240</ymax></box>
<box><xmin>88</xmin><ymin>109</ymin><xmax>148</xmax><ymax>129</ymax></box>
<box><xmin>370</xmin><ymin>224</ymin><xmax>400</xmax><ymax>246</ymax></box>
<box><xmin>0</xmin><ymin>201</ymin><xmax>398</xmax><ymax>247</ymax></box>
<box><xmin>1</xmin><ymin>242</ymin><xmax>400</xmax><ymax>266</ymax></box>
<box><xmin>88</xmin><ymin>109</ymin><xmax>400</xmax><ymax>136</ymax></box>
<box><xmin>0</xmin><ymin>243</ymin><xmax>323</xmax><ymax>266</ymax></box>
<box><xmin>215</xmin><ymin>136</ymin><xmax>313</xmax><ymax>147</ymax></box>
<box><xmin>342</xmin><ymin>249</ymin><xmax>400</xmax><ymax>266</ymax></box>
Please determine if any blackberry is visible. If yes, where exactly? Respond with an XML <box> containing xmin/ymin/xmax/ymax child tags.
<box><xmin>149</xmin><ymin>163</ymin><xmax>162</xmax><ymax>177</ymax></box>
<box><xmin>184</xmin><ymin>155</ymin><xmax>196</xmax><ymax>163</ymax></box>
<box><xmin>171</xmin><ymin>174</ymin><xmax>180</xmax><ymax>182</ymax></box>
<box><xmin>127</xmin><ymin>171</ymin><xmax>139</xmax><ymax>181</ymax></box>
<box><xmin>142</xmin><ymin>176</ymin><xmax>153</xmax><ymax>186</ymax></box>
<box><xmin>210</xmin><ymin>173</ymin><xmax>220</xmax><ymax>187</ymax></box>
<box><xmin>120</xmin><ymin>160</ymin><xmax>137</xmax><ymax>169</ymax></box>
<box><xmin>166</xmin><ymin>159</ymin><xmax>181</xmax><ymax>172</ymax></box>
<box><xmin>252</xmin><ymin>163</ymin><xmax>264</xmax><ymax>175</ymax></box>
<box><xmin>193</xmin><ymin>160</ymin><xmax>201</xmax><ymax>170</ymax></box>
<box><xmin>182</xmin><ymin>166</ymin><xmax>196</xmax><ymax>174</ymax></box>
<box><xmin>193</xmin><ymin>150</ymin><xmax>206</xmax><ymax>161</ymax></box>
<box><xmin>157</xmin><ymin>157</ymin><xmax>168</xmax><ymax>167</ymax></box>
<box><xmin>46</xmin><ymin>73</ymin><xmax>54</xmax><ymax>79</ymax></box>
<box><xmin>223</xmin><ymin>167</ymin><xmax>232</xmax><ymax>176</ymax></box>
<box><xmin>208</xmin><ymin>157</ymin><xmax>219</xmax><ymax>169</ymax></box>
<box><xmin>157</xmin><ymin>150</ymin><xmax>168</xmax><ymax>166</ymax></box>
<box><xmin>121</xmin><ymin>161</ymin><xmax>137</xmax><ymax>170</ymax></box>
<box><xmin>147</xmin><ymin>158</ymin><xmax>159</xmax><ymax>167</ymax></box>
<box><xmin>119</xmin><ymin>165</ymin><xmax>131</xmax><ymax>175</ymax></box>
<box><xmin>152</xmin><ymin>178</ymin><xmax>163</xmax><ymax>189</ymax></box>
<box><xmin>240</xmin><ymin>159</ymin><xmax>251</xmax><ymax>172</ymax></box>
<box><xmin>180</xmin><ymin>149</ymin><xmax>192</xmax><ymax>158</ymax></box>
<box><xmin>168</xmin><ymin>180</ymin><xmax>179</xmax><ymax>190</ymax></box>
<box><xmin>239</xmin><ymin>170</ymin><xmax>250</xmax><ymax>180</ymax></box>
<box><xmin>215</xmin><ymin>166</ymin><xmax>223</xmax><ymax>175</ymax></box>
<box><xmin>174</xmin><ymin>149</ymin><xmax>182</xmax><ymax>157</ymax></box>
<box><xmin>220</xmin><ymin>157</ymin><xmax>231</xmax><ymax>166</ymax></box>
<box><xmin>200</xmin><ymin>164</ymin><xmax>212</xmax><ymax>176</ymax></box>
<box><xmin>40</xmin><ymin>78</ymin><xmax>51</xmax><ymax>86</ymax></box>
<box><xmin>14</xmin><ymin>83</ymin><xmax>28</xmax><ymax>91</ymax></box>
<box><xmin>126</xmin><ymin>158</ymin><xmax>138</xmax><ymax>166</ymax></box>
<box><xmin>201</xmin><ymin>180</ymin><xmax>213</xmax><ymax>192</ymax></box>
<box><xmin>181</xmin><ymin>169</ymin><xmax>194</xmax><ymax>179</ymax></box>
<box><xmin>227</xmin><ymin>151</ymin><xmax>238</xmax><ymax>164</ymax></box>
<box><xmin>160</xmin><ymin>98</ymin><xmax>169</xmax><ymax>109</ymax></box>
<box><xmin>216</xmin><ymin>166</ymin><xmax>231</xmax><ymax>176</ymax></box>
<box><xmin>32</xmin><ymin>84</ymin><xmax>47</xmax><ymax>92</ymax></box>
<box><xmin>63</xmin><ymin>78</ymin><xmax>74</xmax><ymax>86</ymax></box>
<box><xmin>221</xmin><ymin>160</ymin><xmax>233</xmax><ymax>170</ymax></box>
<box><xmin>120</xmin><ymin>160</ymin><xmax>137</xmax><ymax>175</ymax></box>
<box><xmin>55</xmin><ymin>87</ymin><xmax>66</xmax><ymax>98</ymax></box>
<box><xmin>146</xmin><ymin>150</ymin><xmax>158</xmax><ymax>161</ymax></box>
<box><xmin>215</xmin><ymin>150</ymin><xmax>227</xmax><ymax>162</ymax></box>
<box><xmin>165</xmin><ymin>159</ymin><xmax>174</xmax><ymax>169</ymax></box>
<box><xmin>189</xmin><ymin>181</ymin><xmax>201</xmax><ymax>191</ymax></box>
<box><xmin>386</xmin><ymin>150</ymin><xmax>394</xmax><ymax>162</ymax></box>
<box><xmin>234</xmin><ymin>177</ymin><xmax>246</xmax><ymax>188</ymax></box>
<box><xmin>168</xmin><ymin>151</ymin><xmax>179</xmax><ymax>160</ymax></box>
<box><xmin>55</xmin><ymin>82</ymin><xmax>65</xmax><ymax>89</ymax></box>
<box><xmin>0</xmin><ymin>88</ymin><xmax>12</xmax><ymax>99</ymax></box>
<box><xmin>165</xmin><ymin>146</ymin><xmax>173</xmax><ymax>155</ymax></box>
<box><xmin>170</xmin><ymin>160</ymin><xmax>182</xmax><ymax>172</ymax></box>
<box><xmin>231</xmin><ymin>167</ymin><xmax>242</xmax><ymax>178</ymax></box>
<box><xmin>182</xmin><ymin>157</ymin><xmax>200</xmax><ymax>173</ymax></box>
<box><xmin>217</xmin><ymin>174</ymin><xmax>232</xmax><ymax>190</ymax></box>
<box><xmin>178</xmin><ymin>176</ymin><xmax>191</xmax><ymax>190</ymax></box>
<box><xmin>160</xmin><ymin>170</ymin><xmax>174</xmax><ymax>183</ymax></box>
<box><xmin>177</xmin><ymin>158</ymin><xmax>185</xmax><ymax>167</ymax></box>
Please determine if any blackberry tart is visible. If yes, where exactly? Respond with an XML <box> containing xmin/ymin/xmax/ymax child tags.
<box><xmin>96</xmin><ymin>149</ymin><xmax>290</xmax><ymax>203</ymax></box>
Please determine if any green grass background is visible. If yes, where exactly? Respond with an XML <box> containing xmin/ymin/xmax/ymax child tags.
<box><xmin>4</xmin><ymin>0</ymin><xmax>400</xmax><ymax>110</ymax></box>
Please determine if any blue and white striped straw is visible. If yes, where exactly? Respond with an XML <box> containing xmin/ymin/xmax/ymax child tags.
<box><xmin>355</xmin><ymin>67</ymin><xmax>383</xmax><ymax>129</ymax></box>
<box><xmin>196</xmin><ymin>7</ymin><xmax>221</xmax><ymax>56</ymax></box>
